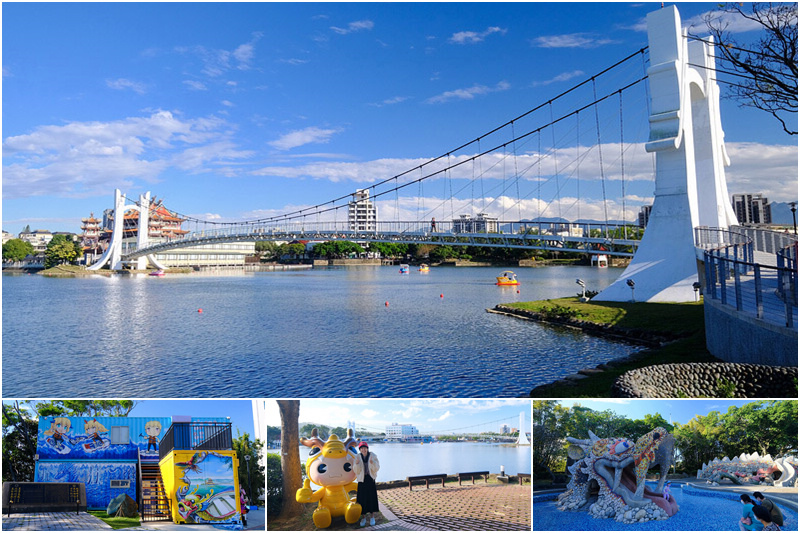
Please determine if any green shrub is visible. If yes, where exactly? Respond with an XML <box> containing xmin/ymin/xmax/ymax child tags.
<box><xmin>266</xmin><ymin>453</ymin><xmax>283</xmax><ymax>517</ymax></box>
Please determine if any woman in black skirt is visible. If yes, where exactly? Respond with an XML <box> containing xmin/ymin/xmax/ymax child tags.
<box><xmin>356</xmin><ymin>441</ymin><xmax>380</xmax><ymax>527</ymax></box>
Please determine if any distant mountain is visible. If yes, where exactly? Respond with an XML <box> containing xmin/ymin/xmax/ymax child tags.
<box><xmin>769</xmin><ymin>202</ymin><xmax>796</xmax><ymax>225</ymax></box>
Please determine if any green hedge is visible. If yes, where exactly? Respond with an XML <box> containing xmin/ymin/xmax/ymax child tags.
<box><xmin>266</xmin><ymin>453</ymin><xmax>283</xmax><ymax>517</ymax></box>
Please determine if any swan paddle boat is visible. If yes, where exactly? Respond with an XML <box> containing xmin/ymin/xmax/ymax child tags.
<box><xmin>418</xmin><ymin>264</ymin><xmax>430</xmax><ymax>273</ymax></box>
<box><xmin>399</xmin><ymin>264</ymin><xmax>410</xmax><ymax>274</ymax></box>
<box><xmin>496</xmin><ymin>270</ymin><xmax>520</xmax><ymax>286</ymax></box>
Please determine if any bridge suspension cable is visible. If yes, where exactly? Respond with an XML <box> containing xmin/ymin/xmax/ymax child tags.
<box><xmin>123</xmin><ymin>46</ymin><xmax>652</xmax><ymax>242</ymax></box>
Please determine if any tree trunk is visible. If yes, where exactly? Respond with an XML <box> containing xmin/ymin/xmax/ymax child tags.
<box><xmin>277</xmin><ymin>400</ymin><xmax>305</xmax><ymax>519</ymax></box>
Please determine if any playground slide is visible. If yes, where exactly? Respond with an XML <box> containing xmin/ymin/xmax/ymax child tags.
<box><xmin>618</xmin><ymin>467</ymin><xmax>679</xmax><ymax>517</ymax></box>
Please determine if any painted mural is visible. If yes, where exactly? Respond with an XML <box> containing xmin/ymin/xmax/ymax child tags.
<box><xmin>36</xmin><ymin>462</ymin><xmax>136</xmax><ymax>509</ymax></box>
<box><xmin>174</xmin><ymin>451</ymin><xmax>240</xmax><ymax>527</ymax></box>
<box><xmin>37</xmin><ymin>416</ymin><xmax>171</xmax><ymax>460</ymax></box>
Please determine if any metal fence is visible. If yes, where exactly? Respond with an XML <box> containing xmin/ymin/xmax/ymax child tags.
<box><xmin>696</xmin><ymin>227</ymin><xmax>797</xmax><ymax>328</ymax></box>
<box><xmin>159</xmin><ymin>422</ymin><xmax>233</xmax><ymax>461</ymax></box>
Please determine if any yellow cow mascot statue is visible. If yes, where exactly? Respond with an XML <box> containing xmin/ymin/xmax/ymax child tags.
<box><xmin>296</xmin><ymin>428</ymin><xmax>363</xmax><ymax>528</ymax></box>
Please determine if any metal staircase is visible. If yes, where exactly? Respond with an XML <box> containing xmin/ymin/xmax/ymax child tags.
<box><xmin>138</xmin><ymin>450</ymin><xmax>170</xmax><ymax>522</ymax></box>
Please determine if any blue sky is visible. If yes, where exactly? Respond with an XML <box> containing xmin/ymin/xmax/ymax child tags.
<box><xmin>3</xmin><ymin>2</ymin><xmax>797</xmax><ymax>234</ymax></box>
<box><xmin>5</xmin><ymin>399</ymin><xmax>256</xmax><ymax>437</ymax></box>
<box><xmin>559</xmin><ymin>398</ymin><xmax>763</xmax><ymax>426</ymax></box>
<box><xmin>265</xmin><ymin>399</ymin><xmax>532</xmax><ymax>435</ymax></box>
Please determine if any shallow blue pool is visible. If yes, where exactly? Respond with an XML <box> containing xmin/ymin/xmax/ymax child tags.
<box><xmin>534</xmin><ymin>483</ymin><xmax>798</xmax><ymax>531</ymax></box>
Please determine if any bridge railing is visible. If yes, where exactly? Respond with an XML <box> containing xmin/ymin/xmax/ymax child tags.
<box><xmin>697</xmin><ymin>227</ymin><xmax>797</xmax><ymax>328</ymax></box>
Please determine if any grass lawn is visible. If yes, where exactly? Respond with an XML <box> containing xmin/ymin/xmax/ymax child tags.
<box><xmin>86</xmin><ymin>511</ymin><xmax>140</xmax><ymax>529</ymax></box>
<box><xmin>502</xmin><ymin>297</ymin><xmax>719</xmax><ymax>397</ymax></box>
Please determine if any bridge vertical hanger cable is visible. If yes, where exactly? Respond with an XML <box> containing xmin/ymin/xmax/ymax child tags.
<box><xmin>619</xmin><ymin>91</ymin><xmax>627</xmax><ymax>240</ymax></box>
<box><xmin>447</xmin><ymin>153</ymin><xmax>455</xmax><ymax>223</ymax></box>
<box><xmin>592</xmin><ymin>78</ymin><xmax>610</xmax><ymax>239</ymax></box>
<box><xmin>549</xmin><ymin>101</ymin><xmax>562</xmax><ymax>220</ymax></box>
<box><xmin>537</xmin><ymin>132</ymin><xmax>542</xmax><ymax>221</ymax></box>
<box><xmin>576</xmin><ymin>113</ymin><xmax>581</xmax><ymax>223</ymax></box>
<box><xmin>478</xmin><ymin>139</ymin><xmax>485</xmax><ymax>213</ymax></box>
<box><xmin>512</xmin><ymin>121</ymin><xmax>522</xmax><ymax>223</ymax></box>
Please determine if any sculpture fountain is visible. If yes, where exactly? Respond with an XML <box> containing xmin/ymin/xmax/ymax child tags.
<box><xmin>697</xmin><ymin>453</ymin><xmax>798</xmax><ymax>487</ymax></box>
<box><xmin>557</xmin><ymin>427</ymin><xmax>679</xmax><ymax>524</ymax></box>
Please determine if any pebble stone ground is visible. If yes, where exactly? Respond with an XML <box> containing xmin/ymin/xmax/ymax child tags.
<box><xmin>364</xmin><ymin>483</ymin><xmax>532</xmax><ymax>531</ymax></box>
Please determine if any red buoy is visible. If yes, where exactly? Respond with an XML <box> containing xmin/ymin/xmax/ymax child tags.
<box><xmin>385</xmin><ymin>302</ymin><xmax>389</xmax><ymax>307</ymax></box>
<box><xmin>198</xmin><ymin>308</ymin><xmax>203</xmax><ymax>313</ymax></box>
<box><xmin>440</xmin><ymin>294</ymin><xmax>444</xmax><ymax>299</ymax></box>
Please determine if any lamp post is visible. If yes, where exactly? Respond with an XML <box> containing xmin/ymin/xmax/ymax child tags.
<box><xmin>692</xmin><ymin>281</ymin><xmax>701</xmax><ymax>302</ymax></box>
<box><xmin>626</xmin><ymin>279</ymin><xmax>635</xmax><ymax>302</ymax></box>
<box><xmin>244</xmin><ymin>454</ymin><xmax>251</xmax><ymax>505</ymax></box>
<box><xmin>790</xmin><ymin>202</ymin><xmax>797</xmax><ymax>235</ymax></box>
<box><xmin>576</xmin><ymin>278</ymin><xmax>586</xmax><ymax>301</ymax></box>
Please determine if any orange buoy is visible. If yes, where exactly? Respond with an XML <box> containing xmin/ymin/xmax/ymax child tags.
<box><xmin>385</xmin><ymin>301</ymin><xmax>389</xmax><ymax>307</ymax></box>
<box><xmin>198</xmin><ymin>308</ymin><xmax>203</xmax><ymax>313</ymax></box>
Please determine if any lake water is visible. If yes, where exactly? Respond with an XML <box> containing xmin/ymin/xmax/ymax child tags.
<box><xmin>2</xmin><ymin>265</ymin><xmax>638</xmax><ymax>397</ymax></box>
<box><xmin>533</xmin><ymin>482</ymin><xmax>798</xmax><ymax>531</ymax></box>
<box><xmin>270</xmin><ymin>441</ymin><xmax>532</xmax><ymax>481</ymax></box>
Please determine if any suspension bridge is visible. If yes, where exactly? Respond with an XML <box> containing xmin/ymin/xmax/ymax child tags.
<box><xmin>88</xmin><ymin>6</ymin><xmax>796</xmax><ymax>316</ymax></box>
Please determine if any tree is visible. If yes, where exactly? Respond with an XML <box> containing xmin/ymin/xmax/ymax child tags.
<box><xmin>2</xmin><ymin>239</ymin><xmax>34</xmax><ymax>262</ymax></box>
<box><xmin>276</xmin><ymin>400</ymin><xmax>304</xmax><ymax>518</ymax></box>
<box><xmin>29</xmin><ymin>400</ymin><xmax>137</xmax><ymax>418</ymax></box>
<box><xmin>312</xmin><ymin>241</ymin><xmax>364</xmax><ymax>259</ymax></box>
<box><xmin>233</xmin><ymin>431</ymin><xmax>265</xmax><ymax>503</ymax></box>
<box><xmin>44</xmin><ymin>234</ymin><xmax>81</xmax><ymax>268</ymax></box>
<box><xmin>702</xmin><ymin>2</ymin><xmax>798</xmax><ymax>135</ymax></box>
<box><xmin>255</xmin><ymin>241</ymin><xmax>281</xmax><ymax>261</ymax></box>
<box><xmin>2</xmin><ymin>401</ymin><xmax>38</xmax><ymax>482</ymax></box>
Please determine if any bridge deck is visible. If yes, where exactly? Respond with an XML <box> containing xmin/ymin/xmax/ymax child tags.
<box><xmin>714</xmin><ymin>251</ymin><xmax>797</xmax><ymax>330</ymax></box>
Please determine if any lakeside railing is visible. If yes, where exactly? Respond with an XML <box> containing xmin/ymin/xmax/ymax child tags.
<box><xmin>158</xmin><ymin>422</ymin><xmax>233</xmax><ymax>461</ymax></box>
<box><xmin>695</xmin><ymin>227</ymin><xmax>797</xmax><ymax>328</ymax></box>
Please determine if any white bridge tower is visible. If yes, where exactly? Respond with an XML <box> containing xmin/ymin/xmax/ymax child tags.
<box><xmin>596</xmin><ymin>6</ymin><xmax>737</xmax><ymax>302</ymax></box>
<box><xmin>88</xmin><ymin>189</ymin><xmax>168</xmax><ymax>271</ymax></box>
<box><xmin>516</xmin><ymin>411</ymin><xmax>530</xmax><ymax>446</ymax></box>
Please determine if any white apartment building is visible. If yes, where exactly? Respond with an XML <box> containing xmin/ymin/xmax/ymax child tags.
<box><xmin>348</xmin><ymin>189</ymin><xmax>377</xmax><ymax>232</ymax></box>
<box><xmin>452</xmin><ymin>213</ymin><xmax>498</xmax><ymax>234</ymax></box>
<box><xmin>386</xmin><ymin>423</ymin><xmax>419</xmax><ymax>440</ymax></box>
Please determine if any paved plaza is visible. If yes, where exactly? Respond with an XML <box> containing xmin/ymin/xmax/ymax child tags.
<box><xmin>364</xmin><ymin>483</ymin><xmax>532</xmax><ymax>531</ymax></box>
<box><xmin>2</xmin><ymin>508</ymin><xmax>265</xmax><ymax>531</ymax></box>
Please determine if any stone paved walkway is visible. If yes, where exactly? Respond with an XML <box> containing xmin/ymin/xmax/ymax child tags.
<box><xmin>2</xmin><ymin>512</ymin><xmax>112</xmax><ymax>530</ymax></box>
<box><xmin>368</xmin><ymin>483</ymin><xmax>531</xmax><ymax>531</ymax></box>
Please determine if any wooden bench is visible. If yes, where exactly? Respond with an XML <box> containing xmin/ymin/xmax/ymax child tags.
<box><xmin>518</xmin><ymin>473</ymin><xmax>531</xmax><ymax>485</ymax></box>
<box><xmin>457</xmin><ymin>471</ymin><xmax>489</xmax><ymax>485</ymax></box>
<box><xmin>407</xmin><ymin>474</ymin><xmax>447</xmax><ymax>491</ymax></box>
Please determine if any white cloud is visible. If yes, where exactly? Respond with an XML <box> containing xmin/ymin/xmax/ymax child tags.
<box><xmin>183</xmin><ymin>80</ymin><xmax>207</xmax><ymax>91</ymax></box>
<box><xmin>369</xmin><ymin>96</ymin><xmax>410</xmax><ymax>107</ymax></box>
<box><xmin>532</xmin><ymin>70</ymin><xmax>585</xmax><ymax>87</ymax></box>
<box><xmin>361</xmin><ymin>409</ymin><xmax>379</xmax><ymax>418</ymax></box>
<box><xmin>2</xmin><ymin>111</ymin><xmax>253</xmax><ymax>199</ymax></box>
<box><xmin>449</xmin><ymin>26</ymin><xmax>507</xmax><ymax>44</ymax></box>
<box><xmin>428</xmin><ymin>410</ymin><xmax>452</xmax><ymax>422</ymax></box>
<box><xmin>426</xmin><ymin>81</ymin><xmax>510</xmax><ymax>104</ymax></box>
<box><xmin>532</xmin><ymin>33</ymin><xmax>617</xmax><ymax>48</ymax></box>
<box><xmin>331</xmin><ymin>20</ymin><xmax>374</xmax><ymax>35</ymax></box>
<box><xmin>221</xmin><ymin>100</ymin><xmax>235</xmax><ymax>107</ymax></box>
<box><xmin>106</xmin><ymin>78</ymin><xmax>147</xmax><ymax>95</ymax></box>
<box><xmin>393</xmin><ymin>406</ymin><xmax>421</xmax><ymax>419</ymax></box>
<box><xmin>267</xmin><ymin>126</ymin><xmax>342</xmax><ymax>151</ymax></box>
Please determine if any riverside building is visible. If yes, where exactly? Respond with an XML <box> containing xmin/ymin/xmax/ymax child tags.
<box><xmin>34</xmin><ymin>415</ymin><xmax>244</xmax><ymax>527</ymax></box>
<box><xmin>88</xmin><ymin>198</ymin><xmax>255</xmax><ymax>269</ymax></box>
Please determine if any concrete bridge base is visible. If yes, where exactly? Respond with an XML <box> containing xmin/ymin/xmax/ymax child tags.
<box><xmin>704</xmin><ymin>299</ymin><xmax>797</xmax><ymax>367</ymax></box>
